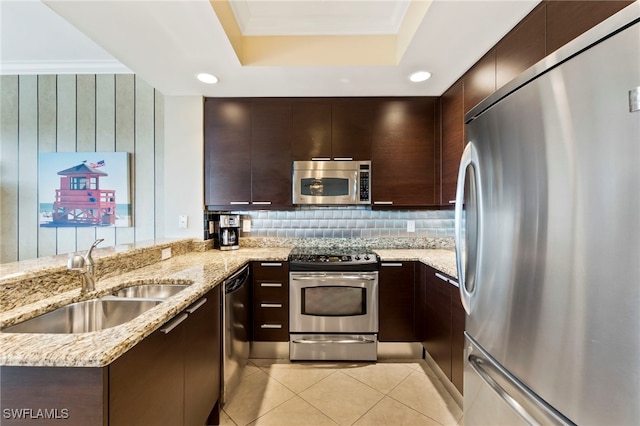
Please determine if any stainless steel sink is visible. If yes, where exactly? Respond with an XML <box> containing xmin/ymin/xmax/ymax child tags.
<box><xmin>111</xmin><ymin>283</ymin><xmax>189</xmax><ymax>299</ymax></box>
<box><xmin>1</xmin><ymin>298</ymin><xmax>161</xmax><ymax>334</ymax></box>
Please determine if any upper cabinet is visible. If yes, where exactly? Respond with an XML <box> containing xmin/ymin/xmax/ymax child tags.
<box><xmin>204</xmin><ymin>98</ymin><xmax>293</xmax><ymax>209</ymax></box>
<box><xmin>440</xmin><ymin>81</ymin><xmax>465</xmax><ymax>206</ymax></box>
<box><xmin>204</xmin><ymin>98</ymin><xmax>252</xmax><ymax>208</ymax></box>
<box><xmin>292</xmin><ymin>98</ymin><xmax>372</xmax><ymax>161</ymax></box>
<box><xmin>371</xmin><ymin>97</ymin><xmax>439</xmax><ymax>208</ymax></box>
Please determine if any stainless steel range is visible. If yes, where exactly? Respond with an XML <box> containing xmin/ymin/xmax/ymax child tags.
<box><xmin>288</xmin><ymin>247</ymin><xmax>379</xmax><ymax>361</ymax></box>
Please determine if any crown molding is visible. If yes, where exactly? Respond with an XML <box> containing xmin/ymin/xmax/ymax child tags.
<box><xmin>0</xmin><ymin>60</ymin><xmax>132</xmax><ymax>75</ymax></box>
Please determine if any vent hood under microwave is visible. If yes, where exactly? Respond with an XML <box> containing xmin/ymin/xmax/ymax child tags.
<box><xmin>292</xmin><ymin>160</ymin><xmax>371</xmax><ymax>205</ymax></box>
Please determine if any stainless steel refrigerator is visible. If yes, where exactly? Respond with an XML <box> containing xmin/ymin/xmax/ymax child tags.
<box><xmin>455</xmin><ymin>3</ymin><xmax>639</xmax><ymax>425</ymax></box>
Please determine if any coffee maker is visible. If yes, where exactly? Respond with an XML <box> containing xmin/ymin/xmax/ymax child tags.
<box><xmin>216</xmin><ymin>214</ymin><xmax>240</xmax><ymax>250</ymax></box>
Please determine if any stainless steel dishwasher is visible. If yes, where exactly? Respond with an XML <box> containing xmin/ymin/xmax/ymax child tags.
<box><xmin>222</xmin><ymin>264</ymin><xmax>250</xmax><ymax>406</ymax></box>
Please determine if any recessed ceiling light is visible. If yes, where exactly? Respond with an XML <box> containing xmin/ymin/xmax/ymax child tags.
<box><xmin>409</xmin><ymin>71</ymin><xmax>431</xmax><ymax>83</ymax></box>
<box><xmin>196</xmin><ymin>73</ymin><xmax>219</xmax><ymax>84</ymax></box>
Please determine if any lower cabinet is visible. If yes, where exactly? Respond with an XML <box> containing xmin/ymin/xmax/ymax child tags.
<box><xmin>0</xmin><ymin>286</ymin><xmax>222</xmax><ymax>426</ymax></box>
<box><xmin>251</xmin><ymin>261</ymin><xmax>289</xmax><ymax>341</ymax></box>
<box><xmin>378</xmin><ymin>262</ymin><xmax>417</xmax><ymax>342</ymax></box>
<box><xmin>421</xmin><ymin>264</ymin><xmax>465</xmax><ymax>394</ymax></box>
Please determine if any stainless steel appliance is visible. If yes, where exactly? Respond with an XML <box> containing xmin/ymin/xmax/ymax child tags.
<box><xmin>222</xmin><ymin>265</ymin><xmax>250</xmax><ymax>406</ymax></box>
<box><xmin>288</xmin><ymin>247</ymin><xmax>379</xmax><ymax>361</ymax></box>
<box><xmin>292</xmin><ymin>160</ymin><xmax>371</xmax><ymax>205</ymax></box>
<box><xmin>216</xmin><ymin>214</ymin><xmax>239</xmax><ymax>250</ymax></box>
<box><xmin>455</xmin><ymin>5</ymin><xmax>639</xmax><ymax>425</ymax></box>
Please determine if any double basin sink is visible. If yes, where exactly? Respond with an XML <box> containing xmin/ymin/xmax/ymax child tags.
<box><xmin>1</xmin><ymin>284</ymin><xmax>189</xmax><ymax>334</ymax></box>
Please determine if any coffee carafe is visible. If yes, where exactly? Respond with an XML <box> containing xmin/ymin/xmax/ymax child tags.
<box><xmin>217</xmin><ymin>214</ymin><xmax>240</xmax><ymax>250</ymax></box>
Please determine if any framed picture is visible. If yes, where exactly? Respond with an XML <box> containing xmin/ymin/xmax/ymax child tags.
<box><xmin>39</xmin><ymin>152</ymin><xmax>132</xmax><ymax>227</ymax></box>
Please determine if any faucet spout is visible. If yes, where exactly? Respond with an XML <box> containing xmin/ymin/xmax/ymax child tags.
<box><xmin>68</xmin><ymin>238</ymin><xmax>104</xmax><ymax>293</ymax></box>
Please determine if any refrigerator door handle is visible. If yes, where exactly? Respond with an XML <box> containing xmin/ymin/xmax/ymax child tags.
<box><xmin>455</xmin><ymin>142</ymin><xmax>482</xmax><ymax>315</ymax></box>
<box><xmin>467</xmin><ymin>338</ymin><xmax>574</xmax><ymax>426</ymax></box>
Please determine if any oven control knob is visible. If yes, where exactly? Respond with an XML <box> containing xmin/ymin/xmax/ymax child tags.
<box><xmin>354</xmin><ymin>255</ymin><xmax>361</xmax><ymax>260</ymax></box>
<box><xmin>341</xmin><ymin>256</ymin><xmax>349</xmax><ymax>261</ymax></box>
<box><xmin>364</xmin><ymin>255</ymin><xmax>370</xmax><ymax>261</ymax></box>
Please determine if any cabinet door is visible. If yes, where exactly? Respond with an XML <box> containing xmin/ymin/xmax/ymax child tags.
<box><xmin>109</xmin><ymin>315</ymin><xmax>185</xmax><ymax>426</ymax></box>
<box><xmin>332</xmin><ymin>98</ymin><xmax>372</xmax><ymax>160</ymax></box>
<box><xmin>450</xmin><ymin>284</ymin><xmax>465</xmax><ymax>394</ymax></box>
<box><xmin>423</xmin><ymin>266</ymin><xmax>452</xmax><ymax>379</ymax></box>
<box><xmin>251</xmin><ymin>100</ymin><xmax>293</xmax><ymax>207</ymax></box>
<box><xmin>440</xmin><ymin>81</ymin><xmax>465</xmax><ymax>206</ymax></box>
<box><xmin>184</xmin><ymin>287</ymin><xmax>221</xmax><ymax>426</ymax></box>
<box><xmin>252</xmin><ymin>262</ymin><xmax>289</xmax><ymax>341</ymax></box>
<box><xmin>464</xmin><ymin>50</ymin><xmax>496</xmax><ymax>114</ymax></box>
<box><xmin>371</xmin><ymin>98</ymin><xmax>438</xmax><ymax>207</ymax></box>
<box><xmin>378</xmin><ymin>262</ymin><xmax>416</xmax><ymax>342</ymax></box>
<box><xmin>204</xmin><ymin>99</ymin><xmax>251</xmax><ymax>207</ymax></box>
<box><xmin>292</xmin><ymin>100</ymin><xmax>332</xmax><ymax>160</ymax></box>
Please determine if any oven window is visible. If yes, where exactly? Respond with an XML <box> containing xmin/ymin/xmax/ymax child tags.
<box><xmin>301</xmin><ymin>177</ymin><xmax>350</xmax><ymax>197</ymax></box>
<box><xmin>302</xmin><ymin>286</ymin><xmax>366</xmax><ymax>316</ymax></box>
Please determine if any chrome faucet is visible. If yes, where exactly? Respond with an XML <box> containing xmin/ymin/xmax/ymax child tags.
<box><xmin>67</xmin><ymin>238</ymin><xmax>104</xmax><ymax>292</ymax></box>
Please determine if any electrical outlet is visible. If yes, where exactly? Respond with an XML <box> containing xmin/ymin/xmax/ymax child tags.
<box><xmin>407</xmin><ymin>220</ymin><xmax>415</xmax><ymax>233</ymax></box>
<box><xmin>178</xmin><ymin>215</ymin><xmax>188</xmax><ymax>229</ymax></box>
<box><xmin>161</xmin><ymin>247</ymin><xmax>172</xmax><ymax>260</ymax></box>
<box><xmin>243</xmin><ymin>218</ymin><xmax>252</xmax><ymax>232</ymax></box>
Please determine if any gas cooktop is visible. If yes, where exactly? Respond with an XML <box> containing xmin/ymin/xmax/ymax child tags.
<box><xmin>288</xmin><ymin>247</ymin><xmax>379</xmax><ymax>271</ymax></box>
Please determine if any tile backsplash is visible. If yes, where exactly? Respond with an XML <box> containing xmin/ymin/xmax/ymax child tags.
<box><xmin>204</xmin><ymin>207</ymin><xmax>454</xmax><ymax>240</ymax></box>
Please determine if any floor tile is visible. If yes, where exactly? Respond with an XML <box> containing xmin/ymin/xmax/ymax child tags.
<box><xmin>299</xmin><ymin>371</ymin><xmax>384</xmax><ymax>426</ymax></box>
<box><xmin>249</xmin><ymin>396</ymin><xmax>338</xmax><ymax>426</ymax></box>
<box><xmin>388</xmin><ymin>370</ymin><xmax>463</xmax><ymax>426</ymax></box>
<box><xmin>339</xmin><ymin>362</ymin><xmax>414</xmax><ymax>394</ymax></box>
<box><xmin>353</xmin><ymin>396</ymin><xmax>441</xmax><ymax>426</ymax></box>
<box><xmin>223</xmin><ymin>369</ymin><xmax>295</xmax><ymax>426</ymax></box>
<box><xmin>253</xmin><ymin>359</ymin><xmax>339</xmax><ymax>393</ymax></box>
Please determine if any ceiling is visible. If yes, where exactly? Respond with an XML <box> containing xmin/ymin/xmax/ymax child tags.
<box><xmin>0</xmin><ymin>0</ymin><xmax>540</xmax><ymax>97</ymax></box>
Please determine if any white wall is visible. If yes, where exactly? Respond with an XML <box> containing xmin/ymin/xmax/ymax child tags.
<box><xmin>162</xmin><ymin>96</ymin><xmax>204</xmax><ymax>239</ymax></box>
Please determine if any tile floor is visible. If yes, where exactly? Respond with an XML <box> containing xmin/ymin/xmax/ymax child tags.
<box><xmin>220</xmin><ymin>359</ymin><xmax>463</xmax><ymax>426</ymax></box>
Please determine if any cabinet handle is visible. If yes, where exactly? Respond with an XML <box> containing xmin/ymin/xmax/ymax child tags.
<box><xmin>261</xmin><ymin>324</ymin><xmax>282</xmax><ymax>329</ymax></box>
<box><xmin>261</xmin><ymin>303</ymin><xmax>282</xmax><ymax>308</ymax></box>
<box><xmin>260</xmin><ymin>283</ymin><xmax>282</xmax><ymax>287</ymax></box>
<box><xmin>311</xmin><ymin>157</ymin><xmax>331</xmax><ymax>161</ymax></box>
<box><xmin>381</xmin><ymin>263</ymin><xmax>403</xmax><ymax>267</ymax></box>
<box><xmin>373</xmin><ymin>201</ymin><xmax>393</xmax><ymax>205</ymax></box>
<box><xmin>435</xmin><ymin>272</ymin><xmax>459</xmax><ymax>287</ymax></box>
<box><xmin>449</xmin><ymin>200</ymin><xmax>456</xmax><ymax>204</ymax></box>
<box><xmin>186</xmin><ymin>298</ymin><xmax>207</xmax><ymax>314</ymax></box>
<box><xmin>260</xmin><ymin>262</ymin><xmax>282</xmax><ymax>267</ymax></box>
<box><xmin>333</xmin><ymin>157</ymin><xmax>353</xmax><ymax>161</ymax></box>
<box><xmin>252</xmin><ymin>201</ymin><xmax>272</xmax><ymax>205</ymax></box>
<box><xmin>160</xmin><ymin>313</ymin><xmax>188</xmax><ymax>334</ymax></box>
<box><xmin>229</xmin><ymin>201</ymin><xmax>250</xmax><ymax>205</ymax></box>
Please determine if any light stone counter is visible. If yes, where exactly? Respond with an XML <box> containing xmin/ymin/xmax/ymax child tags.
<box><xmin>1</xmin><ymin>242</ymin><xmax>457</xmax><ymax>368</ymax></box>
<box><xmin>0</xmin><ymin>248</ymin><xmax>290</xmax><ymax>367</ymax></box>
<box><xmin>373</xmin><ymin>248</ymin><xmax>457</xmax><ymax>279</ymax></box>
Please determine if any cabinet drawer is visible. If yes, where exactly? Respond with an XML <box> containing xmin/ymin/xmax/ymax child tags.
<box><xmin>252</xmin><ymin>262</ymin><xmax>289</xmax><ymax>280</ymax></box>
<box><xmin>253</xmin><ymin>281</ymin><xmax>288</xmax><ymax>301</ymax></box>
<box><xmin>253</xmin><ymin>321</ymin><xmax>289</xmax><ymax>341</ymax></box>
<box><xmin>253</xmin><ymin>306</ymin><xmax>288</xmax><ymax>323</ymax></box>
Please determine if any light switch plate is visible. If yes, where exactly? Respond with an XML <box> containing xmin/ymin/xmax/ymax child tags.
<box><xmin>407</xmin><ymin>220</ymin><xmax>415</xmax><ymax>233</ymax></box>
<box><xmin>243</xmin><ymin>218</ymin><xmax>251</xmax><ymax>232</ymax></box>
<box><xmin>178</xmin><ymin>215</ymin><xmax>188</xmax><ymax>229</ymax></box>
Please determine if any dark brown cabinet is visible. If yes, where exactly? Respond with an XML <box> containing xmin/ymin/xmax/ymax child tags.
<box><xmin>440</xmin><ymin>81</ymin><xmax>465</xmax><ymax>206</ymax></box>
<box><xmin>421</xmin><ymin>264</ymin><xmax>464</xmax><ymax>394</ymax></box>
<box><xmin>204</xmin><ymin>98</ymin><xmax>252</xmax><ymax>208</ymax></box>
<box><xmin>371</xmin><ymin>98</ymin><xmax>439</xmax><ymax>207</ymax></box>
<box><xmin>251</xmin><ymin>261</ymin><xmax>289</xmax><ymax>341</ymax></box>
<box><xmin>378</xmin><ymin>261</ymin><xmax>417</xmax><ymax>342</ymax></box>
<box><xmin>331</xmin><ymin>99</ymin><xmax>373</xmax><ymax>160</ymax></box>
<box><xmin>496</xmin><ymin>4</ymin><xmax>546</xmax><ymax>89</ymax></box>
<box><xmin>251</xmin><ymin>100</ymin><xmax>293</xmax><ymax>208</ymax></box>
<box><xmin>292</xmin><ymin>99</ymin><xmax>332</xmax><ymax>160</ymax></box>
<box><xmin>463</xmin><ymin>50</ymin><xmax>496</xmax><ymax>114</ymax></box>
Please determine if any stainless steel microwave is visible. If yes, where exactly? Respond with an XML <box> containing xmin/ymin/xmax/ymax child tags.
<box><xmin>292</xmin><ymin>160</ymin><xmax>371</xmax><ymax>205</ymax></box>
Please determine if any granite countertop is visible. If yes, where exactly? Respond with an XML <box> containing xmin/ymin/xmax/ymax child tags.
<box><xmin>1</xmin><ymin>246</ymin><xmax>456</xmax><ymax>368</ymax></box>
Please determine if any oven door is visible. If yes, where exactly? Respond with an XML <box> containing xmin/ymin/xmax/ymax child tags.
<box><xmin>289</xmin><ymin>271</ymin><xmax>378</xmax><ymax>333</ymax></box>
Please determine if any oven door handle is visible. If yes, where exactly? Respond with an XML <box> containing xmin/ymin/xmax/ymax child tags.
<box><xmin>292</xmin><ymin>338</ymin><xmax>376</xmax><ymax>344</ymax></box>
<box><xmin>290</xmin><ymin>275</ymin><xmax>377</xmax><ymax>281</ymax></box>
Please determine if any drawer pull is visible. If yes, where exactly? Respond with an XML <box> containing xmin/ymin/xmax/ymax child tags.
<box><xmin>373</xmin><ymin>201</ymin><xmax>393</xmax><ymax>205</ymax></box>
<box><xmin>160</xmin><ymin>313</ymin><xmax>188</xmax><ymax>334</ymax></box>
<box><xmin>261</xmin><ymin>303</ymin><xmax>282</xmax><ymax>308</ymax></box>
<box><xmin>435</xmin><ymin>272</ymin><xmax>459</xmax><ymax>287</ymax></box>
<box><xmin>261</xmin><ymin>324</ymin><xmax>282</xmax><ymax>329</ymax></box>
<box><xmin>252</xmin><ymin>201</ymin><xmax>272</xmax><ymax>205</ymax></box>
<box><xmin>381</xmin><ymin>263</ymin><xmax>403</xmax><ymax>267</ymax></box>
<box><xmin>229</xmin><ymin>201</ymin><xmax>250</xmax><ymax>205</ymax></box>
<box><xmin>185</xmin><ymin>298</ymin><xmax>207</xmax><ymax>314</ymax></box>
<box><xmin>260</xmin><ymin>262</ymin><xmax>282</xmax><ymax>267</ymax></box>
<box><xmin>261</xmin><ymin>283</ymin><xmax>282</xmax><ymax>287</ymax></box>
